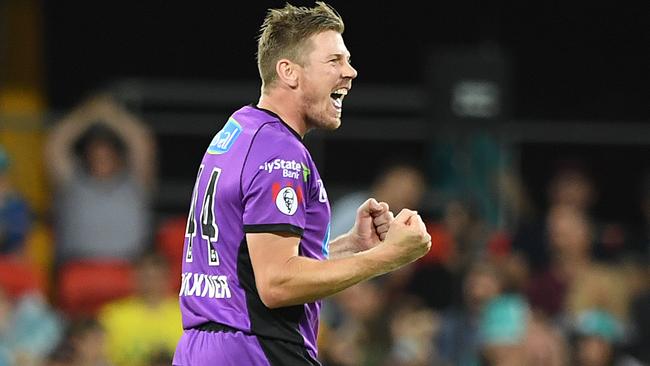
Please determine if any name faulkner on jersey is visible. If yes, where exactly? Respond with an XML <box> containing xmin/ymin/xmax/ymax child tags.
<box><xmin>173</xmin><ymin>3</ymin><xmax>432</xmax><ymax>365</ymax></box>
<box><xmin>175</xmin><ymin>106</ymin><xmax>330</xmax><ymax>365</ymax></box>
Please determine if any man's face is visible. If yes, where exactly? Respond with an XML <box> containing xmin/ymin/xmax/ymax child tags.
<box><xmin>465</xmin><ymin>271</ymin><xmax>500</xmax><ymax>308</ymax></box>
<box><xmin>577</xmin><ymin>336</ymin><xmax>613</xmax><ymax>366</ymax></box>
<box><xmin>298</xmin><ymin>30</ymin><xmax>357</xmax><ymax>131</ymax></box>
<box><xmin>548</xmin><ymin>206</ymin><xmax>591</xmax><ymax>257</ymax></box>
<box><xmin>86</xmin><ymin>140</ymin><xmax>122</xmax><ymax>179</ymax></box>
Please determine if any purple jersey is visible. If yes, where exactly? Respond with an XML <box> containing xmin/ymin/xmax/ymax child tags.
<box><xmin>177</xmin><ymin>105</ymin><xmax>331</xmax><ymax>360</ymax></box>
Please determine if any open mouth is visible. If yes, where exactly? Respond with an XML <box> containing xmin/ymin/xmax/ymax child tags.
<box><xmin>330</xmin><ymin>88</ymin><xmax>348</xmax><ymax>110</ymax></box>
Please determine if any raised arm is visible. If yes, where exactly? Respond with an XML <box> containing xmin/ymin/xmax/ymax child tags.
<box><xmin>86</xmin><ymin>96</ymin><xmax>156</xmax><ymax>189</ymax></box>
<box><xmin>247</xmin><ymin>209</ymin><xmax>431</xmax><ymax>309</ymax></box>
<box><xmin>45</xmin><ymin>101</ymin><xmax>102</xmax><ymax>186</ymax></box>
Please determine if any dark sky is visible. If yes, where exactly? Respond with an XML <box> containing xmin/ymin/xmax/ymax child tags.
<box><xmin>44</xmin><ymin>1</ymin><xmax>649</xmax><ymax>120</ymax></box>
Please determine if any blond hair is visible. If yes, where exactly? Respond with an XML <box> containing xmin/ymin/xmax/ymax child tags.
<box><xmin>257</xmin><ymin>2</ymin><xmax>344</xmax><ymax>91</ymax></box>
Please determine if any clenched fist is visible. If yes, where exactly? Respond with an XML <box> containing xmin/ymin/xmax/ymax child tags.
<box><xmin>379</xmin><ymin>208</ymin><xmax>431</xmax><ymax>271</ymax></box>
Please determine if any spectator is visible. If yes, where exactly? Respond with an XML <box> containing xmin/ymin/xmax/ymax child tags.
<box><xmin>478</xmin><ymin>294</ymin><xmax>529</xmax><ymax>366</ymax></box>
<box><xmin>436</xmin><ymin>261</ymin><xmax>502</xmax><ymax>366</ymax></box>
<box><xmin>98</xmin><ymin>253</ymin><xmax>181</xmax><ymax>366</ymax></box>
<box><xmin>478</xmin><ymin>291</ymin><xmax>569</xmax><ymax>366</ymax></box>
<box><xmin>0</xmin><ymin>285</ymin><xmax>63</xmax><ymax>366</ymax></box>
<box><xmin>53</xmin><ymin>318</ymin><xmax>112</xmax><ymax>366</ymax></box>
<box><xmin>526</xmin><ymin>206</ymin><xmax>632</xmax><ymax>323</ymax></box>
<box><xmin>512</xmin><ymin>162</ymin><xmax>597</xmax><ymax>274</ymax></box>
<box><xmin>330</xmin><ymin>161</ymin><xmax>426</xmax><ymax>239</ymax></box>
<box><xmin>0</xmin><ymin>145</ymin><xmax>31</xmax><ymax>256</ymax></box>
<box><xmin>319</xmin><ymin>279</ymin><xmax>391</xmax><ymax>366</ymax></box>
<box><xmin>45</xmin><ymin>94</ymin><xmax>155</xmax><ymax>264</ymax></box>
<box><xmin>409</xmin><ymin>199</ymin><xmax>489</xmax><ymax>309</ymax></box>
<box><xmin>387</xmin><ymin>302</ymin><xmax>439</xmax><ymax>366</ymax></box>
<box><xmin>429</xmin><ymin>199</ymin><xmax>488</xmax><ymax>271</ymax></box>
<box><xmin>547</xmin><ymin>163</ymin><xmax>597</xmax><ymax>212</ymax></box>
<box><xmin>570</xmin><ymin>309</ymin><xmax>642</xmax><ymax>366</ymax></box>
<box><xmin>524</xmin><ymin>312</ymin><xmax>569</xmax><ymax>366</ymax></box>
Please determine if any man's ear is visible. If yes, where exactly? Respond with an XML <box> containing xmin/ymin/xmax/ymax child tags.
<box><xmin>276</xmin><ymin>59</ymin><xmax>299</xmax><ymax>88</ymax></box>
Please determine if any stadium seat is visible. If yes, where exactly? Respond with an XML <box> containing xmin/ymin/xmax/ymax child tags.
<box><xmin>58</xmin><ymin>260</ymin><xmax>135</xmax><ymax>317</ymax></box>
<box><xmin>156</xmin><ymin>215</ymin><xmax>186</xmax><ymax>290</ymax></box>
<box><xmin>0</xmin><ymin>255</ymin><xmax>44</xmax><ymax>298</ymax></box>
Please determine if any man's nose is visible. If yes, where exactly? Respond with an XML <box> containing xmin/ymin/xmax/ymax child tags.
<box><xmin>344</xmin><ymin>61</ymin><xmax>358</xmax><ymax>79</ymax></box>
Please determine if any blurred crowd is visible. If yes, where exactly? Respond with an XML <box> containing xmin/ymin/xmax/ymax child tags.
<box><xmin>321</xmin><ymin>145</ymin><xmax>649</xmax><ymax>366</ymax></box>
<box><xmin>0</xmin><ymin>94</ymin><xmax>648</xmax><ymax>366</ymax></box>
<box><xmin>1</xmin><ymin>95</ymin><xmax>177</xmax><ymax>366</ymax></box>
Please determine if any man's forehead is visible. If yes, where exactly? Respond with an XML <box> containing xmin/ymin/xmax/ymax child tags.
<box><xmin>309</xmin><ymin>31</ymin><xmax>349</xmax><ymax>54</ymax></box>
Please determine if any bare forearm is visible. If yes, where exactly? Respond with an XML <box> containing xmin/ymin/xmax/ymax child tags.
<box><xmin>249</xmin><ymin>211</ymin><xmax>431</xmax><ymax>309</ymax></box>
<box><xmin>46</xmin><ymin>109</ymin><xmax>96</xmax><ymax>183</ymax></box>
<box><xmin>327</xmin><ymin>233</ymin><xmax>360</xmax><ymax>259</ymax></box>
<box><xmin>262</xmin><ymin>246</ymin><xmax>393</xmax><ymax>308</ymax></box>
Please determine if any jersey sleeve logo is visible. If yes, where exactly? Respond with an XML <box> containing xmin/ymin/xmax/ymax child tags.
<box><xmin>301</xmin><ymin>163</ymin><xmax>311</xmax><ymax>182</ymax></box>
<box><xmin>272</xmin><ymin>182</ymin><xmax>303</xmax><ymax>216</ymax></box>
<box><xmin>317</xmin><ymin>179</ymin><xmax>328</xmax><ymax>203</ymax></box>
<box><xmin>207</xmin><ymin>117</ymin><xmax>242</xmax><ymax>154</ymax></box>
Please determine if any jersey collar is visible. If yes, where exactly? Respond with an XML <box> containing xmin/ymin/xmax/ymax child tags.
<box><xmin>250</xmin><ymin>104</ymin><xmax>304</xmax><ymax>143</ymax></box>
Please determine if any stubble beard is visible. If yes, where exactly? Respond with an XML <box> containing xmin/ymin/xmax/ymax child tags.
<box><xmin>302</xmin><ymin>94</ymin><xmax>341</xmax><ymax>132</ymax></box>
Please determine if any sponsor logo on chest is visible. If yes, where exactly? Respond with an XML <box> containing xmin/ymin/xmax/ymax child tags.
<box><xmin>259</xmin><ymin>159</ymin><xmax>303</xmax><ymax>180</ymax></box>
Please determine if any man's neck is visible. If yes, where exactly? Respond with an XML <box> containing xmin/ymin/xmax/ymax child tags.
<box><xmin>257</xmin><ymin>90</ymin><xmax>307</xmax><ymax>137</ymax></box>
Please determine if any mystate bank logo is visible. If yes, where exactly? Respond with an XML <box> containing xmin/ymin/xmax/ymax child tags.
<box><xmin>272</xmin><ymin>182</ymin><xmax>303</xmax><ymax>216</ymax></box>
<box><xmin>259</xmin><ymin>159</ymin><xmax>303</xmax><ymax>180</ymax></box>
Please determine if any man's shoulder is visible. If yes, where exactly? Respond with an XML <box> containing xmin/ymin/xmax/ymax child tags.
<box><xmin>206</xmin><ymin>105</ymin><xmax>290</xmax><ymax>157</ymax></box>
<box><xmin>232</xmin><ymin>105</ymin><xmax>278</xmax><ymax>131</ymax></box>
<box><xmin>232</xmin><ymin>106</ymin><xmax>303</xmax><ymax>146</ymax></box>
<box><xmin>248</xmin><ymin>124</ymin><xmax>307</xmax><ymax>158</ymax></box>
<box><xmin>220</xmin><ymin>106</ymin><xmax>309</xmax><ymax>171</ymax></box>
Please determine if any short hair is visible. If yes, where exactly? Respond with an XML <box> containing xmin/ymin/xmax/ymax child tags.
<box><xmin>78</xmin><ymin>122</ymin><xmax>127</xmax><ymax>158</ymax></box>
<box><xmin>257</xmin><ymin>2</ymin><xmax>344</xmax><ymax>91</ymax></box>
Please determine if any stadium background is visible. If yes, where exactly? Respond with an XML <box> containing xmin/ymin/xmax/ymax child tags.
<box><xmin>0</xmin><ymin>0</ymin><xmax>648</xmax><ymax>365</ymax></box>
<box><xmin>43</xmin><ymin>0</ymin><xmax>650</xmax><ymax>219</ymax></box>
